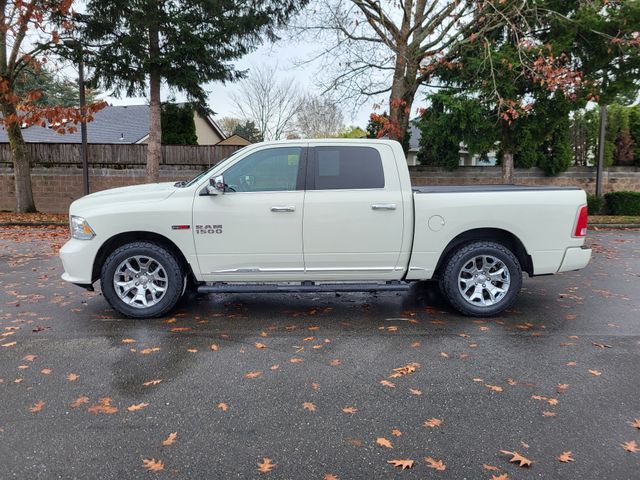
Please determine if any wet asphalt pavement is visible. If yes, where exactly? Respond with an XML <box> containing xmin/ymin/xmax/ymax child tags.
<box><xmin>0</xmin><ymin>226</ymin><xmax>639</xmax><ymax>479</ymax></box>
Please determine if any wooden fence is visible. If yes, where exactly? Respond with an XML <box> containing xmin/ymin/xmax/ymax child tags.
<box><xmin>0</xmin><ymin>143</ymin><xmax>241</xmax><ymax>169</ymax></box>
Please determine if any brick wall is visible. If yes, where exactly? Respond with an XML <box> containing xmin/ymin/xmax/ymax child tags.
<box><xmin>2</xmin><ymin>155</ymin><xmax>640</xmax><ymax>214</ymax></box>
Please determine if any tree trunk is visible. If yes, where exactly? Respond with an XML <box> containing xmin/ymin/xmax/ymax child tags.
<box><xmin>388</xmin><ymin>43</ymin><xmax>418</xmax><ymax>151</ymax></box>
<box><xmin>595</xmin><ymin>104</ymin><xmax>607</xmax><ymax>197</ymax></box>
<box><xmin>502</xmin><ymin>150</ymin><xmax>514</xmax><ymax>184</ymax></box>
<box><xmin>2</xmin><ymin>103</ymin><xmax>36</xmax><ymax>212</ymax></box>
<box><xmin>146</xmin><ymin>23</ymin><xmax>161</xmax><ymax>183</ymax></box>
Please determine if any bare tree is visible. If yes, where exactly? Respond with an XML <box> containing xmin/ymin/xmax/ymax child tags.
<box><xmin>231</xmin><ymin>65</ymin><xmax>302</xmax><ymax>140</ymax></box>
<box><xmin>217</xmin><ymin>116</ymin><xmax>242</xmax><ymax>137</ymax></box>
<box><xmin>296</xmin><ymin>95</ymin><xmax>343</xmax><ymax>138</ymax></box>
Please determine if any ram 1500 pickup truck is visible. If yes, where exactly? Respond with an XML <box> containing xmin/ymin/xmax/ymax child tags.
<box><xmin>60</xmin><ymin>139</ymin><xmax>591</xmax><ymax>318</ymax></box>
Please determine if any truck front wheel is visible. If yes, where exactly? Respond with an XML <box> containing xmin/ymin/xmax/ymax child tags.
<box><xmin>100</xmin><ymin>241</ymin><xmax>184</xmax><ymax>319</ymax></box>
<box><xmin>439</xmin><ymin>241</ymin><xmax>522</xmax><ymax>317</ymax></box>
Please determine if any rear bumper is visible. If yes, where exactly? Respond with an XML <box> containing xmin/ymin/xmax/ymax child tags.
<box><xmin>558</xmin><ymin>247</ymin><xmax>592</xmax><ymax>273</ymax></box>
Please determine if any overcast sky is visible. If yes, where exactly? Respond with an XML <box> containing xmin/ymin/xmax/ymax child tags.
<box><xmin>104</xmin><ymin>36</ymin><xmax>395</xmax><ymax>129</ymax></box>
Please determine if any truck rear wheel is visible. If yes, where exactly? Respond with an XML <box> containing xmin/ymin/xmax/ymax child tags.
<box><xmin>439</xmin><ymin>241</ymin><xmax>522</xmax><ymax>317</ymax></box>
<box><xmin>100</xmin><ymin>241</ymin><xmax>184</xmax><ymax>319</ymax></box>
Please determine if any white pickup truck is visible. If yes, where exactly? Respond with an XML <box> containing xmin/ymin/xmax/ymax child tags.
<box><xmin>60</xmin><ymin>139</ymin><xmax>591</xmax><ymax>318</ymax></box>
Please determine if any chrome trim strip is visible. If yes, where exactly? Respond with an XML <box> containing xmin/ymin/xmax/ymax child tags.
<box><xmin>305</xmin><ymin>267</ymin><xmax>395</xmax><ymax>272</ymax></box>
<box><xmin>209</xmin><ymin>267</ymin><xmax>305</xmax><ymax>274</ymax></box>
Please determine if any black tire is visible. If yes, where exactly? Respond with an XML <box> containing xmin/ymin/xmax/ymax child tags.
<box><xmin>438</xmin><ymin>241</ymin><xmax>522</xmax><ymax>317</ymax></box>
<box><xmin>100</xmin><ymin>241</ymin><xmax>184</xmax><ymax>319</ymax></box>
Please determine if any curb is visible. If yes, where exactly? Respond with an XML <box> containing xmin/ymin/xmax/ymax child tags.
<box><xmin>589</xmin><ymin>224</ymin><xmax>640</xmax><ymax>229</ymax></box>
<box><xmin>0</xmin><ymin>222</ymin><xmax>67</xmax><ymax>227</ymax></box>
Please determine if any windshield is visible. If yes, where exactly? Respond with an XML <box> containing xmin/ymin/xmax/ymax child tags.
<box><xmin>181</xmin><ymin>147</ymin><xmax>248</xmax><ymax>187</ymax></box>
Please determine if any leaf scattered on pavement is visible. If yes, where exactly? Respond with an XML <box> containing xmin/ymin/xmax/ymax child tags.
<box><xmin>142</xmin><ymin>458</ymin><xmax>164</xmax><ymax>472</ymax></box>
<box><xmin>500</xmin><ymin>450</ymin><xmax>533</xmax><ymax>467</ymax></box>
<box><xmin>257</xmin><ymin>457</ymin><xmax>276</xmax><ymax>473</ymax></box>
<box><xmin>376</xmin><ymin>437</ymin><xmax>393</xmax><ymax>448</ymax></box>
<box><xmin>30</xmin><ymin>401</ymin><xmax>45</xmax><ymax>413</ymax></box>
<box><xmin>621</xmin><ymin>440</ymin><xmax>639</xmax><ymax>453</ymax></box>
<box><xmin>161</xmin><ymin>432</ymin><xmax>177</xmax><ymax>446</ymax></box>
<box><xmin>425</xmin><ymin>456</ymin><xmax>446</xmax><ymax>471</ymax></box>
<box><xmin>387</xmin><ymin>459</ymin><xmax>414</xmax><ymax>470</ymax></box>
<box><xmin>557</xmin><ymin>451</ymin><xmax>575</xmax><ymax>462</ymax></box>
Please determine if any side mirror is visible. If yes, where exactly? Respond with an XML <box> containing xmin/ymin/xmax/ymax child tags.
<box><xmin>203</xmin><ymin>175</ymin><xmax>225</xmax><ymax>195</ymax></box>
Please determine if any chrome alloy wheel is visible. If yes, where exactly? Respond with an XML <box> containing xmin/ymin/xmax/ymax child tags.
<box><xmin>457</xmin><ymin>255</ymin><xmax>511</xmax><ymax>307</ymax></box>
<box><xmin>113</xmin><ymin>255</ymin><xmax>168</xmax><ymax>308</ymax></box>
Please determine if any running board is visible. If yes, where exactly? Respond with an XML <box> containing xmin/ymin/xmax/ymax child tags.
<box><xmin>197</xmin><ymin>281</ymin><xmax>411</xmax><ymax>294</ymax></box>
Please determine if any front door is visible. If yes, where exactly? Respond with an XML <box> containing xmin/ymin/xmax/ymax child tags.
<box><xmin>302</xmin><ymin>144</ymin><xmax>405</xmax><ymax>281</ymax></box>
<box><xmin>193</xmin><ymin>145</ymin><xmax>307</xmax><ymax>281</ymax></box>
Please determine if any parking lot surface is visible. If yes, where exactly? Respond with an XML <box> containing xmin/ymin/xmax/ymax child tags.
<box><xmin>1</xmin><ymin>226</ymin><xmax>639</xmax><ymax>479</ymax></box>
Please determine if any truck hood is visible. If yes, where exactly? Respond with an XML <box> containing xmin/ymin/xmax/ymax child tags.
<box><xmin>70</xmin><ymin>182</ymin><xmax>178</xmax><ymax>214</ymax></box>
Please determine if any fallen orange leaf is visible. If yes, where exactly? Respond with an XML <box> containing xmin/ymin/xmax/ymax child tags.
<box><xmin>143</xmin><ymin>379</ymin><xmax>162</xmax><ymax>386</ymax></box>
<box><xmin>342</xmin><ymin>407</ymin><xmax>357</xmax><ymax>414</ymax></box>
<box><xmin>557</xmin><ymin>451</ymin><xmax>575</xmax><ymax>462</ymax></box>
<box><xmin>244</xmin><ymin>371</ymin><xmax>263</xmax><ymax>379</ymax></box>
<box><xmin>30</xmin><ymin>401</ymin><xmax>45</xmax><ymax>413</ymax></box>
<box><xmin>303</xmin><ymin>402</ymin><xmax>316</xmax><ymax>412</ymax></box>
<box><xmin>379</xmin><ymin>380</ymin><xmax>395</xmax><ymax>388</ymax></box>
<box><xmin>162</xmin><ymin>432</ymin><xmax>177</xmax><ymax>446</ymax></box>
<box><xmin>142</xmin><ymin>458</ymin><xmax>164</xmax><ymax>472</ymax></box>
<box><xmin>88</xmin><ymin>397</ymin><xmax>118</xmax><ymax>414</ymax></box>
<box><xmin>409</xmin><ymin>388</ymin><xmax>422</xmax><ymax>396</ymax></box>
<box><xmin>255</xmin><ymin>342</ymin><xmax>266</xmax><ymax>349</ymax></box>
<box><xmin>217</xmin><ymin>402</ymin><xmax>229</xmax><ymax>412</ymax></box>
<box><xmin>376</xmin><ymin>437</ymin><xmax>393</xmax><ymax>448</ymax></box>
<box><xmin>621</xmin><ymin>440</ymin><xmax>639</xmax><ymax>453</ymax></box>
<box><xmin>391</xmin><ymin>429</ymin><xmax>402</xmax><ymax>437</ymax></box>
<box><xmin>67</xmin><ymin>373</ymin><xmax>79</xmax><ymax>381</ymax></box>
<box><xmin>492</xmin><ymin>474</ymin><xmax>509</xmax><ymax>480</ymax></box>
<box><xmin>425</xmin><ymin>456</ymin><xmax>446</xmax><ymax>471</ymax></box>
<box><xmin>70</xmin><ymin>396</ymin><xmax>89</xmax><ymax>408</ymax></box>
<box><xmin>423</xmin><ymin>418</ymin><xmax>443</xmax><ymax>428</ymax></box>
<box><xmin>387</xmin><ymin>459</ymin><xmax>414</xmax><ymax>470</ymax></box>
<box><xmin>629</xmin><ymin>419</ymin><xmax>640</xmax><ymax>429</ymax></box>
<box><xmin>588</xmin><ymin>369</ymin><xmax>602</xmax><ymax>376</ymax></box>
<box><xmin>127</xmin><ymin>402</ymin><xmax>149</xmax><ymax>412</ymax></box>
<box><xmin>500</xmin><ymin>450</ymin><xmax>532</xmax><ymax>467</ymax></box>
<box><xmin>257</xmin><ymin>457</ymin><xmax>276</xmax><ymax>473</ymax></box>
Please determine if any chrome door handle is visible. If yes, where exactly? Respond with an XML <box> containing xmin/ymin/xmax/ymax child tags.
<box><xmin>271</xmin><ymin>206</ymin><xmax>296</xmax><ymax>212</ymax></box>
<box><xmin>371</xmin><ymin>203</ymin><xmax>396</xmax><ymax>210</ymax></box>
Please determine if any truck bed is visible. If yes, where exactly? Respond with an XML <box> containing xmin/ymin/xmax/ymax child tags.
<box><xmin>412</xmin><ymin>185</ymin><xmax>580</xmax><ymax>194</ymax></box>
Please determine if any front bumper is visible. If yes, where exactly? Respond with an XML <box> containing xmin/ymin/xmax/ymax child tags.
<box><xmin>59</xmin><ymin>238</ymin><xmax>101</xmax><ymax>285</ymax></box>
<box><xmin>558</xmin><ymin>247</ymin><xmax>592</xmax><ymax>273</ymax></box>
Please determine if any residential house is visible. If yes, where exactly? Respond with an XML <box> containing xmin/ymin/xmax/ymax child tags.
<box><xmin>406</xmin><ymin>120</ymin><xmax>497</xmax><ymax>167</ymax></box>
<box><xmin>0</xmin><ymin>104</ymin><xmax>228</xmax><ymax>145</ymax></box>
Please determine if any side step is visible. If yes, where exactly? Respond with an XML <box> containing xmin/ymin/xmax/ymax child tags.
<box><xmin>197</xmin><ymin>281</ymin><xmax>412</xmax><ymax>294</ymax></box>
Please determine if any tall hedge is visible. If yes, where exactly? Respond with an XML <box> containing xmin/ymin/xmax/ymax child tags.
<box><xmin>604</xmin><ymin>191</ymin><xmax>640</xmax><ymax>215</ymax></box>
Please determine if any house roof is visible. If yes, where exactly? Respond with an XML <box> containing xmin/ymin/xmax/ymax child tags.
<box><xmin>215</xmin><ymin>134</ymin><xmax>252</xmax><ymax>146</ymax></box>
<box><xmin>0</xmin><ymin>103</ymin><xmax>226</xmax><ymax>144</ymax></box>
<box><xmin>0</xmin><ymin>105</ymin><xmax>151</xmax><ymax>144</ymax></box>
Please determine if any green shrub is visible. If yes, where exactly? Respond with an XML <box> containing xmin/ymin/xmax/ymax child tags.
<box><xmin>587</xmin><ymin>194</ymin><xmax>602</xmax><ymax>215</ymax></box>
<box><xmin>604</xmin><ymin>191</ymin><xmax>640</xmax><ymax>215</ymax></box>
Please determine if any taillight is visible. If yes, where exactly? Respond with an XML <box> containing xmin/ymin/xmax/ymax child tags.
<box><xmin>573</xmin><ymin>205</ymin><xmax>588</xmax><ymax>237</ymax></box>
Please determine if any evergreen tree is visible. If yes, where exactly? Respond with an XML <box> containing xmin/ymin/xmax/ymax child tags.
<box><xmin>81</xmin><ymin>0</ymin><xmax>307</xmax><ymax>182</ymax></box>
<box><xmin>161</xmin><ymin>103</ymin><xmax>198</xmax><ymax>145</ymax></box>
<box><xmin>233</xmin><ymin>121</ymin><xmax>262</xmax><ymax>143</ymax></box>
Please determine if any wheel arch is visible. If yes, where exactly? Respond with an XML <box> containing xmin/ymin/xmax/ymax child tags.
<box><xmin>433</xmin><ymin>228</ymin><xmax>533</xmax><ymax>277</ymax></box>
<box><xmin>92</xmin><ymin>231</ymin><xmax>194</xmax><ymax>283</ymax></box>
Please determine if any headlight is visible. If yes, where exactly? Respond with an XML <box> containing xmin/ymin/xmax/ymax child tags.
<box><xmin>70</xmin><ymin>215</ymin><xmax>96</xmax><ymax>240</ymax></box>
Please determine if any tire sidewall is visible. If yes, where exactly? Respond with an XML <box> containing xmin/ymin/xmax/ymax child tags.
<box><xmin>441</xmin><ymin>242</ymin><xmax>522</xmax><ymax>317</ymax></box>
<box><xmin>101</xmin><ymin>242</ymin><xmax>184</xmax><ymax>318</ymax></box>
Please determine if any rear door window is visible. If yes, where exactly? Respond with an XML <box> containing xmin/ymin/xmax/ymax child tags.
<box><xmin>309</xmin><ymin>146</ymin><xmax>384</xmax><ymax>190</ymax></box>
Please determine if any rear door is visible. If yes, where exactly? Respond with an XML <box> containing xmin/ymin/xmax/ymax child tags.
<box><xmin>302</xmin><ymin>143</ymin><xmax>405</xmax><ymax>280</ymax></box>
